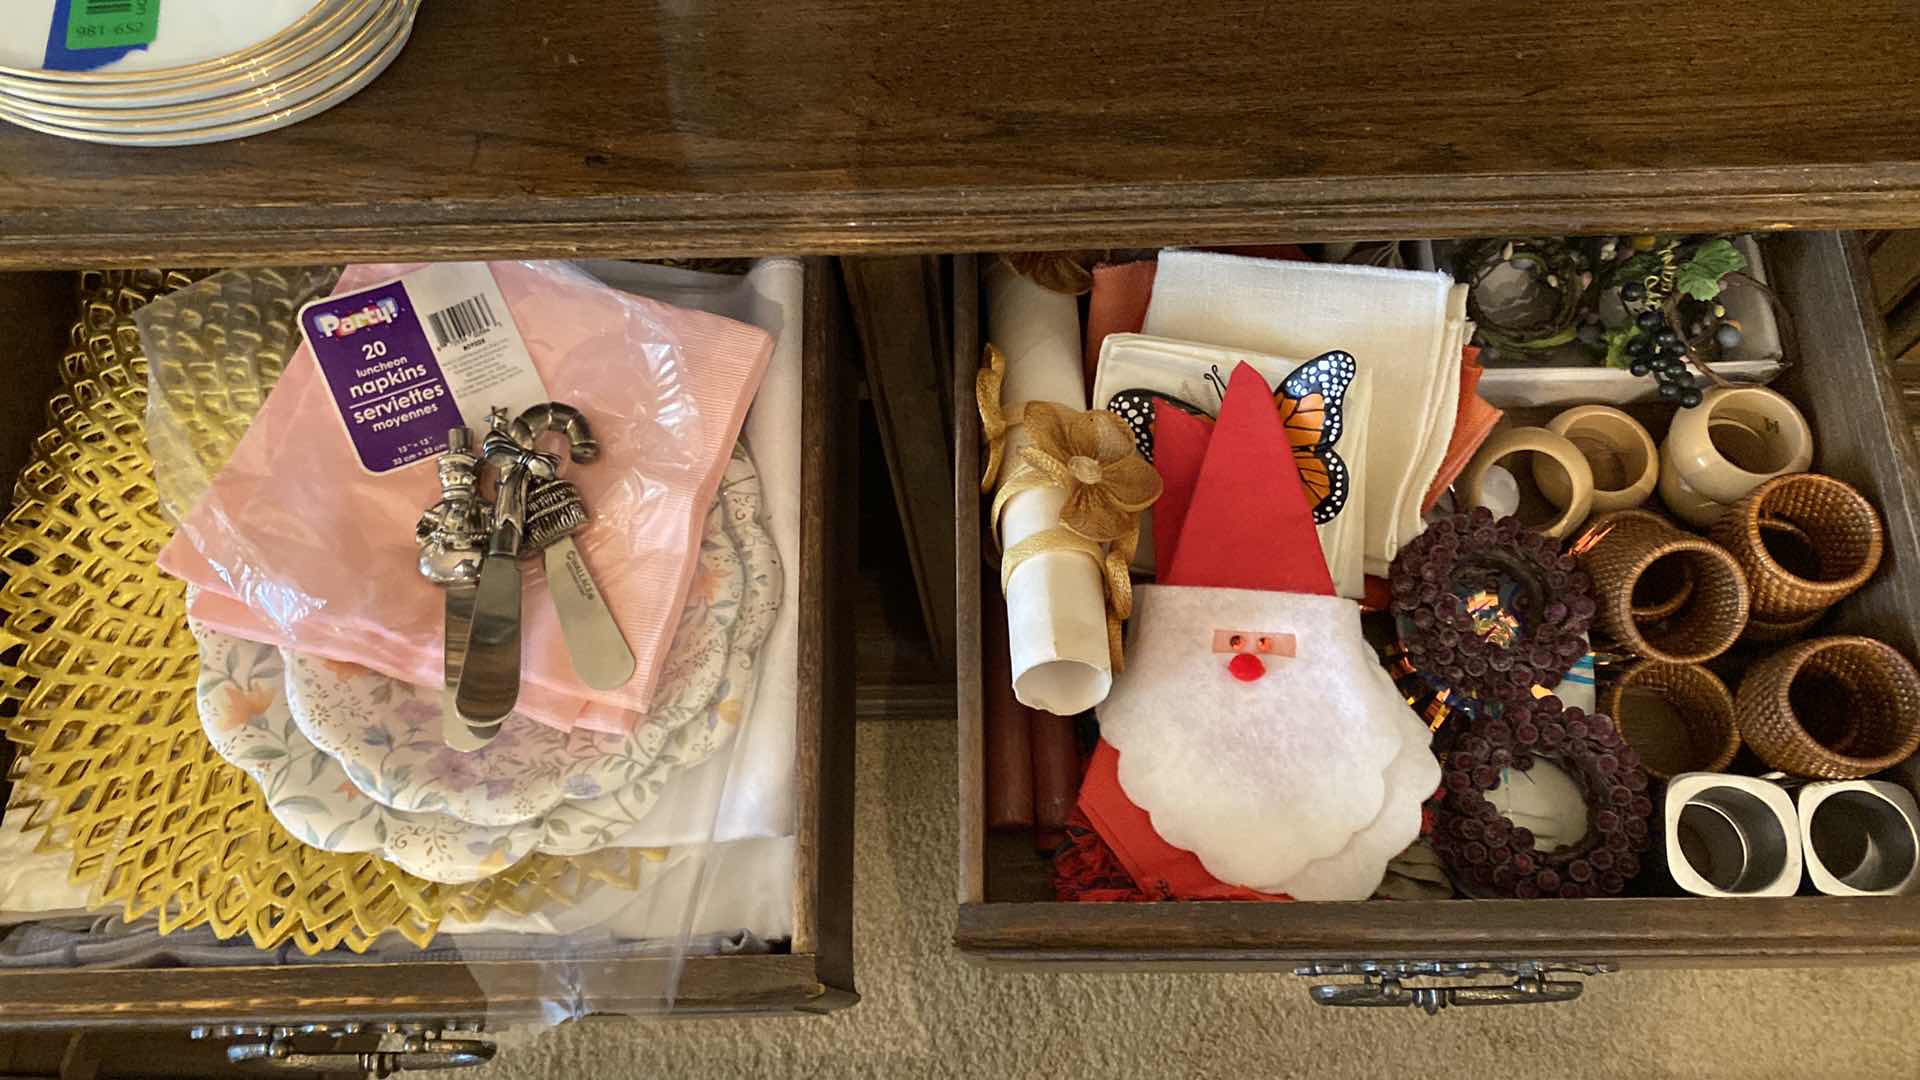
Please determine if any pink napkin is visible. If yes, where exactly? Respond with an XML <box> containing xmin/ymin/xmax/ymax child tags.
<box><xmin>158</xmin><ymin>261</ymin><xmax>774</xmax><ymax>732</ymax></box>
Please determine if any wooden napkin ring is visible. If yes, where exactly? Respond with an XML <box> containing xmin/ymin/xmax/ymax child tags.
<box><xmin>1663</xmin><ymin>385</ymin><xmax>1814</xmax><ymax>505</ymax></box>
<box><xmin>1734</xmin><ymin>636</ymin><xmax>1920</xmax><ymax>779</ymax></box>
<box><xmin>1603</xmin><ymin>660</ymin><xmax>1740</xmax><ymax>779</ymax></box>
<box><xmin>1462</xmin><ymin>426</ymin><xmax>1595</xmax><ymax>540</ymax></box>
<box><xmin>1576</xmin><ymin>509</ymin><xmax>1750</xmax><ymax>664</ymax></box>
<box><xmin>1711</xmin><ymin>473</ymin><xmax>1884</xmax><ymax>623</ymax></box>
<box><xmin>1427</xmin><ymin>696</ymin><xmax>1653</xmax><ymax>899</ymax></box>
<box><xmin>1543</xmin><ymin>405</ymin><xmax>1658</xmax><ymax>514</ymax></box>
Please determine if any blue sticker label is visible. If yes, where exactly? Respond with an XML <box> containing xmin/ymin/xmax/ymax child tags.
<box><xmin>42</xmin><ymin>0</ymin><xmax>155</xmax><ymax>71</ymax></box>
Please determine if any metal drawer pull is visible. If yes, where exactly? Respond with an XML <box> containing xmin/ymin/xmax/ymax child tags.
<box><xmin>192</xmin><ymin>1022</ymin><xmax>493</xmax><ymax>1077</ymax></box>
<box><xmin>226</xmin><ymin>1036</ymin><xmax>495</xmax><ymax>1076</ymax></box>
<box><xmin>1297</xmin><ymin>961</ymin><xmax>1614</xmax><ymax>1014</ymax></box>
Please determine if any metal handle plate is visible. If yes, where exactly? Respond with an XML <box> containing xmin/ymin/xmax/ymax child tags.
<box><xmin>193</xmin><ymin>1023</ymin><xmax>493</xmax><ymax>1078</ymax></box>
<box><xmin>1298</xmin><ymin>960</ymin><xmax>1614</xmax><ymax>1014</ymax></box>
<box><xmin>227</xmin><ymin>1038</ymin><xmax>495</xmax><ymax>1077</ymax></box>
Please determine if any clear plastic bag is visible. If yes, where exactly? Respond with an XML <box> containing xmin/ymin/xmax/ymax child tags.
<box><xmin>149</xmin><ymin>260</ymin><xmax>776</xmax><ymax>730</ymax></box>
<box><xmin>142</xmin><ymin>264</ymin><xmax>342</xmax><ymax>524</ymax></box>
<box><xmin>130</xmin><ymin>261</ymin><xmax>800</xmax><ymax>1026</ymax></box>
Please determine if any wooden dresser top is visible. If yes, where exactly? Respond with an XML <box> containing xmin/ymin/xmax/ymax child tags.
<box><xmin>2</xmin><ymin>0</ymin><xmax>1916</xmax><ymax>265</ymax></box>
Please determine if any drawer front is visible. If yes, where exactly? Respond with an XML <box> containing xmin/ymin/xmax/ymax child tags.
<box><xmin>0</xmin><ymin>257</ymin><xmax>857</xmax><ymax>1028</ymax></box>
<box><xmin>953</xmin><ymin>233</ymin><xmax>1920</xmax><ymax>972</ymax></box>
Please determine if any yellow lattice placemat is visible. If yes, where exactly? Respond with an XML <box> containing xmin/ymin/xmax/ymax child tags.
<box><xmin>0</xmin><ymin>269</ymin><xmax>635</xmax><ymax>955</ymax></box>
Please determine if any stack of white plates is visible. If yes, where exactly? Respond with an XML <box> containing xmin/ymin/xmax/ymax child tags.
<box><xmin>0</xmin><ymin>0</ymin><xmax>420</xmax><ymax>146</ymax></box>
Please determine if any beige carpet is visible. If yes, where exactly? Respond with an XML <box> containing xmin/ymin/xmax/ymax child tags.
<box><xmin>480</xmin><ymin>718</ymin><xmax>1920</xmax><ymax>1079</ymax></box>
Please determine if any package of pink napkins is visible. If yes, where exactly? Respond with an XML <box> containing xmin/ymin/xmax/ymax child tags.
<box><xmin>157</xmin><ymin>261</ymin><xmax>774</xmax><ymax>731</ymax></box>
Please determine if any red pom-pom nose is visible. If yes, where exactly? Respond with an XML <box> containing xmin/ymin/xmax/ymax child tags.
<box><xmin>1228</xmin><ymin>653</ymin><xmax>1266</xmax><ymax>682</ymax></box>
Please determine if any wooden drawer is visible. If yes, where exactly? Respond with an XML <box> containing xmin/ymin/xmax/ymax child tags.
<box><xmin>952</xmin><ymin>232</ymin><xmax>1920</xmax><ymax>974</ymax></box>
<box><xmin>0</xmin><ymin>258</ymin><xmax>857</xmax><ymax>1028</ymax></box>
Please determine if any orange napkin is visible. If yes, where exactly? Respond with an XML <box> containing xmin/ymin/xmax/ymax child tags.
<box><xmin>1077</xmin><ymin>741</ymin><xmax>1289</xmax><ymax>901</ymax></box>
<box><xmin>1421</xmin><ymin>345</ymin><xmax>1502</xmax><ymax>512</ymax></box>
<box><xmin>1083</xmin><ymin>261</ymin><xmax>1157</xmax><ymax>393</ymax></box>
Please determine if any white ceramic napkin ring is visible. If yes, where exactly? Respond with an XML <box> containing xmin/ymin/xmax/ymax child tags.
<box><xmin>1539</xmin><ymin>405</ymin><xmax>1657</xmax><ymax>513</ymax></box>
<box><xmin>1796</xmin><ymin>780</ymin><xmax>1920</xmax><ymax>896</ymax></box>
<box><xmin>1664</xmin><ymin>773</ymin><xmax>1801</xmax><ymax>898</ymax></box>
<box><xmin>1662</xmin><ymin>386</ymin><xmax>1813</xmax><ymax>506</ymax></box>
<box><xmin>1462</xmin><ymin>426</ymin><xmax>1594</xmax><ymax>539</ymax></box>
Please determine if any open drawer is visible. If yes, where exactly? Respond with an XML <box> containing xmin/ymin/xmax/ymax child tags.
<box><xmin>952</xmin><ymin>232</ymin><xmax>1920</xmax><ymax>990</ymax></box>
<box><xmin>0</xmin><ymin>257</ymin><xmax>857</xmax><ymax>1029</ymax></box>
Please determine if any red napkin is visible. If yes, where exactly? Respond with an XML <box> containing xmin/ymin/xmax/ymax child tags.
<box><xmin>1150</xmin><ymin>406</ymin><xmax>1210</xmax><ymax>577</ymax></box>
<box><xmin>1164</xmin><ymin>363</ymin><xmax>1335</xmax><ymax>595</ymax></box>
<box><xmin>1077</xmin><ymin>741</ymin><xmax>1288</xmax><ymax>901</ymax></box>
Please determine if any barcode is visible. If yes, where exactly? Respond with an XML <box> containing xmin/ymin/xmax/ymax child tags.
<box><xmin>426</xmin><ymin>295</ymin><xmax>500</xmax><ymax>349</ymax></box>
<box><xmin>82</xmin><ymin>0</ymin><xmax>135</xmax><ymax>11</ymax></box>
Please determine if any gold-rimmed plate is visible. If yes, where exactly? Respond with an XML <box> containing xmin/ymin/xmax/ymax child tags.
<box><xmin>0</xmin><ymin>0</ymin><xmax>405</xmax><ymax>133</ymax></box>
<box><xmin>0</xmin><ymin>0</ymin><xmax>416</xmax><ymax>146</ymax></box>
<box><xmin>0</xmin><ymin>0</ymin><xmax>336</xmax><ymax>79</ymax></box>
<box><xmin>0</xmin><ymin>0</ymin><xmax>387</xmax><ymax>108</ymax></box>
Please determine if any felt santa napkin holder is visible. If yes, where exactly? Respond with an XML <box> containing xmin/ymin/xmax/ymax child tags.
<box><xmin>1081</xmin><ymin>363</ymin><xmax>1438</xmax><ymax>900</ymax></box>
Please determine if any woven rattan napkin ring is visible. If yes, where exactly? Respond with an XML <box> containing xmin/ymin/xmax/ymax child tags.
<box><xmin>1603</xmin><ymin>660</ymin><xmax>1740</xmax><ymax>779</ymax></box>
<box><xmin>1575</xmin><ymin>509</ymin><xmax>1749</xmax><ymax>663</ymax></box>
<box><xmin>1711</xmin><ymin>473</ymin><xmax>1884</xmax><ymax>623</ymax></box>
<box><xmin>1734</xmin><ymin>636</ymin><xmax>1920</xmax><ymax>780</ymax></box>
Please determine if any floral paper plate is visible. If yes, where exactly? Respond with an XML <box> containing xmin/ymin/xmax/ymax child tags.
<box><xmin>196</xmin><ymin>625</ymin><xmax>547</xmax><ymax>884</ymax></box>
<box><xmin>194</xmin><ymin>450</ymin><xmax>783</xmax><ymax>882</ymax></box>
<box><xmin>536</xmin><ymin>456</ymin><xmax>780</xmax><ymax>853</ymax></box>
<box><xmin>285</xmin><ymin>446</ymin><xmax>755</xmax><ymax>827</ymax></box>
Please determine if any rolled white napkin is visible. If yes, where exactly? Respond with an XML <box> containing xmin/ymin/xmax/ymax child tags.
<box><xmin>986</xmin><ymin>262</ymin><xmax>1113</xmax><ymax>715</ymax></box>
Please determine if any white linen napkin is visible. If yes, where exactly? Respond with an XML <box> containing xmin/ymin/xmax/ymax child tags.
<box><xmin>1142</xmin><ymin>251</ymin><xmax>1466</xmax><ymax>572</ymax></box>
<box><xmin>1092</xmin><ymin>332</ymin><xmax>1371</xmax><ymax>598</ymax></box>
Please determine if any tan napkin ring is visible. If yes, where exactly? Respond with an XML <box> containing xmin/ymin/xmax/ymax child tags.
<box><xmin>1657</xmin><ymin>450</ymin><xmax>1733</xmax><ymax>528</ymax></box>
<box><xmin>1663</xmin><ymin>386</ymin><xmax>1813</xmax><ymax>505</ymax></box>
<box><xmin>1541</xmin><ymin>405</ymin><xmax>1657</xmax><ymax>514</ymax></box>
<box><xmin>1462</xmin><ymin>426</ymin><xmax>1594</xmax><ymax>539</ymax></box>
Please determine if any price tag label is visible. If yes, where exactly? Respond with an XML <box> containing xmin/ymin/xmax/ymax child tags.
<box><xmin>65</xmin><ymin>0</ymin><xmax>160</xmax><ymax>51</ymax></box>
